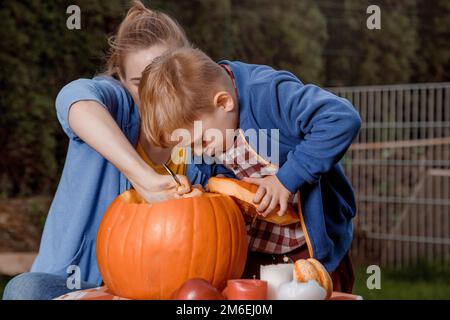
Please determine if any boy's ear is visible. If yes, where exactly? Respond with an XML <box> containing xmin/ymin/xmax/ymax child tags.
<box><xmin>213</xmin><ymin>91</ymin><xmax>235</xmax><ymax>112</ymax></box>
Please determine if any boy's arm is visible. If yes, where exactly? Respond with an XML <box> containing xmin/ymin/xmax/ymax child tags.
<box><xmin>244</xmin><ymin>78</ymin><xmax>361</xmax><ymax>216</ymax></box>
<box><xmin>274</xmin><ymin>80</ymin><xmax>362</xmax><ymax>193</ymax></box>
<box><xmin>212</xmin><ymin>163</ymin><xmax>236</xmax><ymax>178</ymax></box>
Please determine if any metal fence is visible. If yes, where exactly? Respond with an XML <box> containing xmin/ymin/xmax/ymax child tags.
<box><xmin>330</xmin><ymin>83</ymin><xmax>450</xmax><ymax>268</ymax></box>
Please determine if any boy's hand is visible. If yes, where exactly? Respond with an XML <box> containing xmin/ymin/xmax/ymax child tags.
<box><xmin>242</xmin><ymin>175</ymin><xmax>292</xmax><ymax>217</ymax></box>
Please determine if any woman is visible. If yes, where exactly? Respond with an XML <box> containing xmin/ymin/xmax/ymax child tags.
<box><xmin>3</xmin><ymin>1</ymin><xmax>217</xmax><ymax>300</ymax></box>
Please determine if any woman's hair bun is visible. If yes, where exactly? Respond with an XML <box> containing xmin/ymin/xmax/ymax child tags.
<box><xmin>129</xmin><ymin>0</ymin><xmax>153</xmax><ymax>15</ymax></box>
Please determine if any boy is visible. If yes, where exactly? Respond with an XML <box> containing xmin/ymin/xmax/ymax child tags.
<box><xmin>138</xmin><ymin>47</ymin><xmax>361</xmax><ymax>292</ymax></box>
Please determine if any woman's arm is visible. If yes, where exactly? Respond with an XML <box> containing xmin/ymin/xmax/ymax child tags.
<box><xmin>55</xmin><ymin>77</ymin><xmax>190</xmax><ymax>202</ymax></box>
<box><xmin>68</xmin><ymin>101</ymin><xmax>190</xmax><ymax>202</ymax></box>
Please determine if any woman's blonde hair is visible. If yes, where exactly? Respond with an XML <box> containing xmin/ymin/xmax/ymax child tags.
<box><xmin>106</xmin><ymin>0</ymin><xmax>190</xmax><ymax>79</ymax></box>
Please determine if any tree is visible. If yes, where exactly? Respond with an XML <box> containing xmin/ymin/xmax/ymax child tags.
<box><xmin>353</xmin><ymin>0</ymin><xmax>418</xmax><ymax>85</ymax></box>
<box><xmin>0</xmin><ymin>0</ymin><xmax>448</xmax><ymax>197</ymax></box>
<box><xmin>0</xmin><ymin>0</ymin><xmax>124</xmax><ymax>196</ymax></box>
<box><xmin>318</xmin><ymin>0</ymin><xmax>365</xmax><ymax>86</ymax></box>
<box><xmin>230</xmin><ymin>0</ymin><xmax>327</xmax><ymax>84</ymax></box>
<box><xmin>153</xmin><ymin>0</ymin><xmax>328</xmax><ymax>83</ymax></box>
<box><xmin>319</xmin><ymin>0</ymin><xmax>419</xmax><ymax>86</ymax></box>
<box><xmin>414</xmin><ymin>0</ymin><xmax>450</xmax><ymax>82</ymax></box>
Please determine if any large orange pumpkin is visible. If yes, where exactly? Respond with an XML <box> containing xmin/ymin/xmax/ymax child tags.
<box><xmin>96</xmin><ymin>190</ymin><xmax>248</xmax><ymax>300</ymax></box>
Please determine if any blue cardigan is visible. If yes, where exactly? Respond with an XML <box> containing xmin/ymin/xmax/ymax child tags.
<box><xmin>216</xmin><ymin>61</ymin><xmax>362</xmax><ymax>272</ymax></box>
<box><xmin>30</xmin><ymin>76</ymin><xmax>218</xmax><ymax>285</ymax></box>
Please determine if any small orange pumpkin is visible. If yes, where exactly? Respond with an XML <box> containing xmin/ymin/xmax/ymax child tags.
<box><xmin>96</xmin><ymin>190</ymin><xmax>248</xmax><ymax>300</ymax></box>
<box><xmin>293</xmin><ymin>258</ymin><xmax>333</xmax><ymax>299</ymax></box>
<box><xmin>208</xmin><ymin>177</ymin><xmax>300</xmax><ymax>226</ymax></box>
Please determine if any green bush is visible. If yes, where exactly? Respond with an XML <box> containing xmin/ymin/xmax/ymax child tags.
<box><xmin>0</xmin><ymin>0</ymin><xmax>449</xmax><ymax>197</ymax></box>
<box><xmin>0</xmin><ymin>0</ymin><xmax>124</xmax><ymax>197</ymax></box>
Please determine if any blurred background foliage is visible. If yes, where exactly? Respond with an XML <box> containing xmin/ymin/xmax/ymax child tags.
<box><xmin>0</xmin><ymin>0</ymin><xmax>449</xmax><ymax>197</ymax></box>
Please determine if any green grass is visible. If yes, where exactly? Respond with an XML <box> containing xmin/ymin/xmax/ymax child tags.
<box><xmin>353</xmin><ymin>260</ymin><xmax>450</xmax><ymax>300</ymax></box>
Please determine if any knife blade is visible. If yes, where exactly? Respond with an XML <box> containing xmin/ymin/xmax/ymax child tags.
<box><xmin>161</xmin><ymin>163</ymin><xmax>182</xmax><ymax>187</ymax></box>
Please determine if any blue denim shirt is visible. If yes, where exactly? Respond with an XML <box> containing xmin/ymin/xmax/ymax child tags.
<box><xmin>31</xmin><ymin>76</ymin><xmax>213</xmax><ymax>285</ymax></box>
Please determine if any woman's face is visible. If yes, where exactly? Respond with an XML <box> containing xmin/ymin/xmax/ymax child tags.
<box><xmin>120</xmin><ymin>44</ymin><xmax>168</xmax><ymax>105</ymax></box>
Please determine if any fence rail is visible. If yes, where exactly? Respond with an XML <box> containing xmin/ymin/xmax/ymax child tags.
<box><xmin>330</xmin><ymin>82</ymin><xmax>450</xmax><ymax>268</ymax></box>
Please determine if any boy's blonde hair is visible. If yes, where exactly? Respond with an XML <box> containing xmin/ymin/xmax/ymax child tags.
<box><xmin>139</xmin><ymin>47</ymin><xmax>227</xmax><ymax>147</ymax></box>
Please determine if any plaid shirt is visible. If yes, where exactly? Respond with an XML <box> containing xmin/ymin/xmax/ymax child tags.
<box><xmin>215</xmin><ymin>129</ymin><xmax>306</xmax><ymax>254</ymax></box>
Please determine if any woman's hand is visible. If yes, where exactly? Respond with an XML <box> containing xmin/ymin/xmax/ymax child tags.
<box><xmin>181</xmin><ymin>184</ymin><xmax>204</xmax><ymax>199</ymax></box>
<box><xmin>242</xmin><ymin>175</ymin><xmax>292</xmax><ymax>217</ymax></box>
<box><xmin>129</xmin><ymin>163</ymin><xmax>192</xmax><ymax>203</ymax></box>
